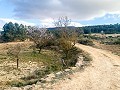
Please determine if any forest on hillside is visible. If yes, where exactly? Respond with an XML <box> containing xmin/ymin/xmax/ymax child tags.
<box><xmin>82</xmin><ymin>23</ymin><xmax>120</xmax><ymax>34</ymax></box>
<box><xmin>48</xmin><ymin>23</ymin><xmax>120</xmax><ymax>34</ymax></box>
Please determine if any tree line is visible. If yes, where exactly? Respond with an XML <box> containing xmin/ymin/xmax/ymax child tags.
<box><xmin>48</xmin><ymin>23</ymin><xmax>120</xmax><ymax>34</ymax></box>
<box><xmin>1</xmin><ymin>22</ymin><xmax>120</xmax><ymax>43</ymax></box>
<box><xmin>82</xmin><ymin>23</ymin><xmax>120</xmax><ymax>34</ymax></box>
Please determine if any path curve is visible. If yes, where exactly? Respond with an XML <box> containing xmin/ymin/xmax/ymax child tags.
<box><xmin>52</xmin><ymin>43</ymin><xmax>120</xmax><ymax>90</ymax></box>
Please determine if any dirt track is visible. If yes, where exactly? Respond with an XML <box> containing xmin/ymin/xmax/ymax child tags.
<box><xmin>52</xmin><ymin>43</ymin><xmax>120</xmax><ymax>90</ymax></box>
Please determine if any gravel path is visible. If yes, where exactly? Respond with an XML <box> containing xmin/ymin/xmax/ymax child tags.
<box><xmin>52</xmin><ymin>43</ymin><xmax>120</xmax><ymax>90</ymax></box>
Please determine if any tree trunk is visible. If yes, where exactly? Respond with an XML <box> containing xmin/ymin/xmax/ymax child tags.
<box><xmin>38</xmin><ymin>48</ymin><xmax>41</xmax><ymax>53</ymax></box>
<box><xmin>17</xmin><ymin>58</ymin><xmax>19</xmax><ymax>69</ymax></box>
<box><xmin>61</xmin><ymin>59</ymin><xmax>67</xmax><ymax>68</ymax></box>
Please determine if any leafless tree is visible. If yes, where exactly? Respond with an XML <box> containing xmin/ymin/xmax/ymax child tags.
<box><xmin>54</xmin><ymin>16</ymin><xmax>71</xmax><ymax>28</ymax></box>
<box><xmin>7</xmin><ymin>44</ymin><xmax>22</xmax><ymax>69</ymax></box>
<box><xmin>27</xmin><ymin>26</ymin><xmax>53</xmax><ymax>53</ymax></box>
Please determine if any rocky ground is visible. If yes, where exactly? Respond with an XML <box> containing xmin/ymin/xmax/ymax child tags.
<box><xmin>0</xmin><ymin>51</ymin><xmax>88</xmax><ymax>90</ymax></box>
<box><xmin>0</xmin><ymin>61</ymin><xmax>43</xmax><ymax>89</ymax></box>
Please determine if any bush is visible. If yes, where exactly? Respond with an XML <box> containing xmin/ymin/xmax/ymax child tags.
<box><xmin>78</xmin><ymin>38</ymin><xmax>94</xmax><ymax>46</ymax></box>
<box><xmin>60</xmin><ymin>46</ymin><xmax>80</xmax><ymax>68</ymax></box>
<box><xmin>7</xmin><ymin>79</ymin><xmax>38</xmax><ymax>87</ymax></box>
<box><xmin>113</xmin><ymin>38</ymin><xmax>120</xmax><ymax>45</ymax></box>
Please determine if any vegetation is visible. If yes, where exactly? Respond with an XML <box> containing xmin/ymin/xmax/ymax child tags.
<box><xmin>113</xmin><ymin>37</ymin><xmax>120</xmax><ymax>45</ymax></box>
<box><xmin>7</xmin><ymin>44</ymin><xmax>22</xmax><ymax>68</ymax></box>
<box><xmin>78</xmin><ymin>38</ymin><xmax>94</xmax><ymax>46</ymax></box>
<box><xmin>0</xmin><ymin>17</ymin><xmax>93</xmax><ymax>88</ymax></box>
<box><xmin>6</xmin><ymin>48</ymin><xmax>91</xmax><ymax>87</ymax></box>
<box><xmin>53</xmin><ymin>16</ymin><xmax>79</xmax><ymax>68</ymax></box>
<box><xmin>1</xmin><ymin>22</ymin><xmax>27</xmax><ymax>42</ymax></box>
<box><xmin>27</xmin><ymin>26</ymin><xmax>54</xmax><ymax>53</ymax></box>
<box><xmin>49</xmin><ymin>23</ymin><xmax>120</xmax><ymax>34</ymax></box>
<box><xmin>82</xmin><ymin>23</ymin><xmax>120</xmax><ymax>34</ymax></box>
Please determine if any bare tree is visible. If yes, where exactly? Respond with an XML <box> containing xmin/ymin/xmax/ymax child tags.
<box><xmin>27</xmin><ymin>26</ymin><xmax>53</xmax><ymax>53</ymax></box>
<box><xmin>54</xmin><ymin>16</ymin><xmax>77</xmax><ymax>45</ymax></box>
<box><xmin>54</xmin><ymin>16</ymin><xmax>71</xmax><ymax>28</ymax></box>
<box><xmin>7</xmin><ymin>44</ymin><xmax>22</xmax><ymax>69</ymax></box>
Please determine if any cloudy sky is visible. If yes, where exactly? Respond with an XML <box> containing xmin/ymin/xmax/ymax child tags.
<box><xmin>0</xmin><ymin>0</ymin><xmax>120</xmax><ymax>29</ymax></box>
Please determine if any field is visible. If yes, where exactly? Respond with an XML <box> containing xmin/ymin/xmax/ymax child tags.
<box><xmin>0</xmin><ymin>35</ymin><xmax>120</xmax><ymax>90</ymax></box>
<box><xmin>87</xmin><ymin>34</ymin><xmax>120</xmax><ymax>56</ymax></box>
<box><xmin>0</xmin><ymin>42</ymin><xmax>62</xmax><ymax>89</ymax></box>
<box><xmin>90</xmin><ymin>34</ymin><xmax>120</xmax><ymax>37</ymax></box>
<box><xmin>0</xmin><ymin>41</ymin><xmax>92</xmax><ymax>90</ymax></box>
<box><xmin>93</xmin><ymin>41</ymin><xmax>120</xmax><ymax>56</ymax></box>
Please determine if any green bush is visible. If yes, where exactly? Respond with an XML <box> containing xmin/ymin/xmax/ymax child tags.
<box><xmin>8</xmin><ymin>79</ymin><xmax>38</xmax><ymax>87</ymax></box>
<box><xmin>113</xmin><ymin>38</ymin><xmax>120</xmax><ymax>45</ymax></box>
<box><xmin>61</xmin><ymin>47</ymin><xmax>80</xmax><ymax>68</ymax></box>
<box><xmin>78</xmin><ymin>38</ymin><xmax>94</xmax><ymax>46</ymax></box>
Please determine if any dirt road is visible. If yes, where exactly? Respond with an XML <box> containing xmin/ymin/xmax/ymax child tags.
<box><xmin>52</xmin><ymin>43</ymin><xmax>120</xmax><ymax>90</ymax></box>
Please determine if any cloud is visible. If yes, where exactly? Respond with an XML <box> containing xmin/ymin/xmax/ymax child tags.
<box><xmin>7</xmin><ymin>0</ymin><xmax>120</xmax><ymax>20</ymax></box>
<box><xmin>0</xmin><ymin>18</ymin><xmax>83</xmax><ymax>29</ymax></box>
<box><xmin>0</xmin><ymin>18</ymin><xmax>35</xmax><ymax>29</ymax></box>
<box><xmin>40</xmin><ymin>18</ymin><xmax>54</xmax><ymax>28</ymax></box>
<box><xmin>39</xmin><ymin>18</ymin><xmax>83</xmax><ymax>28</ymax></box>
<box><xmin>70</xmin><ymin>22</ymin><xmax>83</xmax><ymax>27</ymax></box>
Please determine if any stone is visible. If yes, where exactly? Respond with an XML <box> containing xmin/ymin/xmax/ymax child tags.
<box><xmin>47</xmin><ymin>73</ymin><xmax>55</xmax><ymax>78</ymax></box>
<box><xmin>23</xmin><ymin>85</ymin><xmax>32</xmax><ymax>90</ymax></box>
<box><xmin>45</xmin><ymin>77</ymin><xmax>53</xmax><ymax>82</ymax></box>
<box><xmin>55</xmin><ymin>71</ymin><xmax>63</xmax><ymax>77</ymax></box>
<box><xmin>32</xmin><ymin>85</ymin><xmax>42</xmax><ymax>90</ymax></box>
<box><xmin>75</xmin><ymin>56</ymin><xmax>84</xmax><ymax>68</ymax></box>
<box><xmin>69</xmin><ymin>67</ymin><xmax>77</xmax><ymax>71</ymax></box>
<box><xmin>64</xmin><ymin>69</ymin><xmax>71</xmax><ymax>72</ymax></box>
<box><xmin>36</xmin><ymin>81</ymin><xmax>41</xmax><ymax>85</ymax></box>
<box><xmin>56</xmin><ymin>71</ymin><xmax>63</xmax><ymax>75</ymax></box>
<box><xmin>78</xmin><ymin>56</ymin><xmax>84</xmax><ymax>60</ymax></box>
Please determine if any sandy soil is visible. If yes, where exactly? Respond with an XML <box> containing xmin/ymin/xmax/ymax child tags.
<box><xmin>51</xmin><ymin>43</ymin><xmax>120</xmax><ymax>90</ymax></box>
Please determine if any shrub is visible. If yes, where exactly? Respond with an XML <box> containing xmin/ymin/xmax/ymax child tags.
<box><xmin>78</xmin><ymin>38</ymin><xmax>94</xmax><ymax>46</ymax></box>
<box><xmin>7</xmin><ymin>79</ymin><xmax>38</xmax><ymax>87</ymax></box>
<box><xmin>113</xmin><ymin>38</ymin><xmax>120</xmax><ymax>45</ymax></box>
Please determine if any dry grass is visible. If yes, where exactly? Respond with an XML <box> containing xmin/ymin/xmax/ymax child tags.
<box><xmin>93</xmin><ymin>41</ymin><xmax>120</xmax><ymax>56</ymax></box>
<box><xmin>0</xmin><ymin>41</ymin><xmax>61</xmax><ymax>88</ymax></box>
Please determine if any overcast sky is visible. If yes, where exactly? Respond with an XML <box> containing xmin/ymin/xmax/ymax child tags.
<box><xmin>0</xmin><ymin>0</ymin><xmax>120</xmax><ymax>29</ymax></box>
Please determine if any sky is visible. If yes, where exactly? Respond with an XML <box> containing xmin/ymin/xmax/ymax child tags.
<box><xmin>1</xmin><ymin>0</ymin><xmax>120</xmax><ymax>29</ymax></box>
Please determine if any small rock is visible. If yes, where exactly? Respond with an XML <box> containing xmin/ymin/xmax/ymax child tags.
<box><xmin>75</xmin><ymin>59</ymin><xmax>84</xmax><ymax>68</ymax></box>
<box><xmin>70</xmin><ymin>67</ymin><xmax>77</xmax><ymax>71</ymax></box>
<box><xmin>64</xmin><ymin>69</ymin><xmax>71</xmax><ymax>72</ymax></box>
<box><xmin>45</xmin><ymin>77</ymin><xmax>53</xmax><ymax>82</ymax></box>
<box><xmin>47</xmin><ymin>73</ymin><xmax>55</xmax><ymax>78</ymax></box>
<box><xmin>56</xmin><ymin>71</ymin><xmax>63</xmax><ymax>75</ymax></box>
<box><xmin>29</xmin><ymin>61</ymin><xmax>32</xmax><ymax>64</ymax></box>
<box><xmin>23</xmin><ymin>85</ymin><xmax>32</xmax><ymax>90</ymax></box>
<box><xmin>41</xmin><ymin>78</ymin><xmax>45</xmax><ymax>81</ymax></box>
<box><xmin>33</xmin><ymin>85</ymin><xmax>42</xmax><ymax>90</ymax></box>
<box><xmin>36</xmin><ymin>81</ymin><xmax>41</xmax><ymax>85</ymax></box>
<box><xmin>55</xmin><ymin>71</ymin><xmax>63</xmax><ymax>77</ymax></box>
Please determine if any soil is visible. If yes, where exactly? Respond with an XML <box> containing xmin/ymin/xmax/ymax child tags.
<box><xmin>51</xmin><ymin>43</ymin><xmax>120</xmax><ymax>90</ymax></box>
